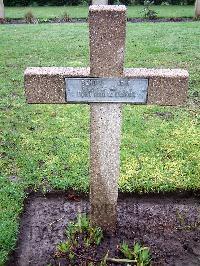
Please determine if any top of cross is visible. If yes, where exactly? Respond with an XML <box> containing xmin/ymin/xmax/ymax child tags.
<box><xmin>89</xmin><ymin>5</ymin><xmax>126</xmax><ymax>11</ymax></box>
<box><xmin>24</xmin><ymin>5</ymin><xmax>188</xmax><ymax>106</ymax></box>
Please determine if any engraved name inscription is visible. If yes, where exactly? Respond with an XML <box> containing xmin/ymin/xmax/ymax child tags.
<box><xmin>65</xmin><ymin>77</ymin><xmax>148</xmax><ymax>103</ymax></box>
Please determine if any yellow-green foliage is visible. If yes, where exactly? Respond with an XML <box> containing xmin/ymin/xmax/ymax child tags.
<box><xmin>120</xmin><ymin>106</ymin><xmax>200</xmax><ymax>192</ymax></box>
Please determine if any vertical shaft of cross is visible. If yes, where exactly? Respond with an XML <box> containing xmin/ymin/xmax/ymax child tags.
<box><xmin>89</xmin><ymin>5</ymin><xmax>126</xmax><ymax>233</ymax></box>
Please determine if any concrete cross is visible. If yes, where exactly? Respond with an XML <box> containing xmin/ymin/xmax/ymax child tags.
<box><xmin>25</xmin><ymin>5</ymin><xmax>188</xmax><ymax>233</ymax></box>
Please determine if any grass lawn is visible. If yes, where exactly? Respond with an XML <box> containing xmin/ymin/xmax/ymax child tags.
<box><xmin>0</xmin><ymin>21</ymin><xmax>200</xmax><ymax>264</ymax></box>
<box><xmin>5</xmin><ymin>5</ymin><xmax>195</xmax><ymax>19</ymax></box>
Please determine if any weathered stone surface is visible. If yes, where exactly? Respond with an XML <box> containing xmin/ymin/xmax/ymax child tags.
<box><xmin>24</xmin><ymin>67</ymin><xmax>89</xmax><ymax>103</ymax></box>
<box><xmin>90</xmin><ymin>104</ymin><xmax>121</xmax><ymax>232</ymax></box>
<box><xmin>89</xmin><ymin>5</ymin><xmax>126</xmax><ymax>232</ymax></box>
<box><xmin>124</xmin><ymin>68</ymin><xmax>188</xmax><ymax>106</ymax></box>
<box><xmin>89</xmin><ymin>5</ymin><xmax>126</xmax><ymax>77</ymax></box>
<box><xmin>25</xmin><ymin>67</ymin><xmax>188</xmax><ymax>106</ymax></box>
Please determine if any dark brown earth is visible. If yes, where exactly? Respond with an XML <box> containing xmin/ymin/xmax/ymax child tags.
<box><xmin>1</xmin><ymin>17</ymin><xmax>194</xmax><ymax>25</ymax></box>
<box><xmin>8</xmin><ymin>191</ymin><xmax>200</xmax><ymax>266</ymax></box>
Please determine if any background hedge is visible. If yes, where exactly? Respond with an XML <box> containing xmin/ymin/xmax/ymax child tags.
<box><xmin>4</xmin><ymin>0</ymin><xmax>196</xmax><ymax>6</ymax></box>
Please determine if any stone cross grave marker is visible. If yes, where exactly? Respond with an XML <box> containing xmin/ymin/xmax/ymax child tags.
<box><xmin>25</xmin><ymin>5</ymin><xmax>188</xmax><ymax>233</ymax></box>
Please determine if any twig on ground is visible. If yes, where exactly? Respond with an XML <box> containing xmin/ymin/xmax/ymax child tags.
<box><xmin>106</xmin><ymin>257</ymin><xmax>136</xmax><ymax>264</ymax></box>
<box><xmin>49</xmin><ymin>215</ymin><xmax>66</xmax><ymax>227</ymax></box>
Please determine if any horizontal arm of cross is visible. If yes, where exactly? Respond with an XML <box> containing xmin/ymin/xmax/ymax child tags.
<box><xmin>24</xmin><ymin>67</ymin><xmax>188</xmax><ymax>106</ymax></box>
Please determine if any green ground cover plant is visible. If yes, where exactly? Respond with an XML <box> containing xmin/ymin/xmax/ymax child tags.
<box><xmin>0</xmin><ymin>21</ymin><xmax>200</xmax><ymax>264</ymax></box>
<box><xmin>4</xmin><ymin>5</ymin><xmax>195</xmax><ymax>19</ymax></box>
<box><xmin>56</xmin><ymin>214</ymin><xmax>104</xmax><ymax>263</ymax></box>
<box><xmin>55</xmin><ymin>214</ymin><xmax>151</xmax><ymax>265</ymax></box>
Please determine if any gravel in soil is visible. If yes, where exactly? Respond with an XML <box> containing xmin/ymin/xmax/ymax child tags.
<box><xmin>8</xmin><ymin>191</ymin><xmax>200</xmax><ymax>266</ymax></box>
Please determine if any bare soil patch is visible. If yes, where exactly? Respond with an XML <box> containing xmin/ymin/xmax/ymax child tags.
<box><xmin>8</xmin><ymin>191</ymin><xmax>200</xmax><ymax>266</ymax></box>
